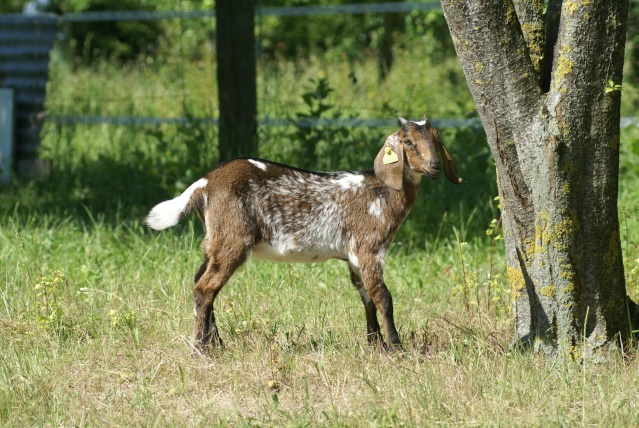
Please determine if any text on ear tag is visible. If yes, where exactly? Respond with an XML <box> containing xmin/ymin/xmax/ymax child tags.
<box><xmin>383</xmin><ymin>147</ymin><xmax>399</xmax><ymax>165</ymax></box>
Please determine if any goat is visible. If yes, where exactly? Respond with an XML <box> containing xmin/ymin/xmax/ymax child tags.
<box><xmin>146</xmin><ymin>116</ymin><xmax>461</xmax><ymax>351</ymax></box>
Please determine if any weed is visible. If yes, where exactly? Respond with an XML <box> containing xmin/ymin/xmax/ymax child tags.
<box><xmin>33</xmin><ymin>269</ymin><xmax>69</xmax><ymax>337</ymax></box>
<box><xmin>485</xmin><ymin>196</ymin><xmax>505</xmax><ymax>310</ymax></box>
<box><xmin>453</xmin><ymin>227</ymin><xmax>472</xmax><ymax>311</ymax></box>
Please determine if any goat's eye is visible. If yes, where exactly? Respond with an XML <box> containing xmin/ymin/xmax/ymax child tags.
<box><xmin>404</xmin><ymin>140</ymin><xmax>414</xmax><ymax>147</ymax></box>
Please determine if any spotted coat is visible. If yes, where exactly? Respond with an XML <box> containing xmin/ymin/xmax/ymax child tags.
<box><xmin>146</xmin><ymin>117</ymin><xmax>461</xmax><ymax>351</ymax></box>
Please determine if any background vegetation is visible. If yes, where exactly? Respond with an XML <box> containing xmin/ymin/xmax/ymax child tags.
<box><xmin>2</xmin><ymin>0</ymin><xmax>639</xmax><ymax>425</ymax></box>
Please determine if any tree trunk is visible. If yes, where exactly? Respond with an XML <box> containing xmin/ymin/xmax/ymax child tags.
<box><xmin>216</xmin><ymin>0</ymin><xmax>258</xmax><ymax>161</ymax></box>
<box><xmin>440</xmin><ymin>0</ymin><xmax>633</xmax><ymax>356</ymax></box>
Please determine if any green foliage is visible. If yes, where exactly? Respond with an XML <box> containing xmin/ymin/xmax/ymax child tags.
<box><xmin>33</xmin><ymin>269</ymin><xmax>67</xmax><ymax>334</ymax></box>
<box><xmin>626</xmin><ymin>2</ymin><xmax>639</xmax><ymax>85</ymax></box>
<box><xmin>403</xmin><ymin>9</ymin><xmax>456</xmax><ymax>59</ymax></box>
<box><xmin>147</xmin><ymin>106</ymin><xmax>218</xmax><ymax>193</ymax></box>
<box><xmin>259</xmin><ymin>0</ymin><xmax>450</xmax><ymax>67</ymax></box>
<box><xmin>38</xmin><ymin>0</ymin><xmax>455</xmax><ymax>72</ymax></box>
<box><xmin>293</xmin><ymin>77</ymin><xmax>338</xmax><ymax>167</ymax></box>
<box><xmin>57</xmin><ymin>0</ymin><xmax>163</xmax><ymax>65</ymax></box>
<box><xmin>606</xmin><ymin>80</ymin><xmax>623</xmax><ymax>94</ymax></box>
<box><xmin>0</xmin><ymin>0</ymin><xmax>26</xmax><ymax>12</ymax></box>
<box><xmin>260</xmin><ymin>0</ymin><xmax>376</xmax><ymax>59</ymax></box>
<box><xmin>284</xmin><ymin>77</ymin><xmax>377</xmax><ymax>171</ymax></box>
<box><xmin>620</xmin><ymin>126</ymin><xmax>639</xmax><ymax>302</ymax></box>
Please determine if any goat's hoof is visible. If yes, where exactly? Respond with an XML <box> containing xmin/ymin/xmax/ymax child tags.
<box><xmin>367</xmin><ymin>332</ymin><xmax>384</xmax><ymax>346</ymax></box>
<box><xmin>193</xmin><ymin>336</ymin><xmax>224</xmax><ymax>356</ymax></box>
<box><xmin>192</xmin><ymin>340</ymin><xmax>211</xmax><ymax>355</ymax></box>
<box><xmin>382</xmin><ymin>342</ymin><xmax>404</xmax><ymax>354</ymax></box>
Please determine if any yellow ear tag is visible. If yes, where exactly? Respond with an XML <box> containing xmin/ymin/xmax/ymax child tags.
<box><xmin>442</xmin><ymin>146</ymin><xmax>453</xmax><ymax>161</ymax></box>
<box><xmin>383</xmin><ymin>147</ymin><xmax>399</xmax><ymax>165</ymax></box>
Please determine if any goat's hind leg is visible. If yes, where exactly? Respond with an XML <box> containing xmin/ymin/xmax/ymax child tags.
<box><xmin>193</xmin><ymin>247</ymin><xmax>247</xmax><ymax>350</ymax></box>
<box><xmin>193</xmin><ymin>256</ymin><xmax>220</xmax><ymax>347</ymax></box>
<box><xmin>194</xmin><ymin>257</ymin><xmax>208</xmax><ymax>284</ymax></box>
<box><xmin>348</xmin><ymin>264</ymin><xmax>382</xmax><ymax>345</ymax></box>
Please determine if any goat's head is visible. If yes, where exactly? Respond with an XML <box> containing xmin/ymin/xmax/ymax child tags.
<box><xmin>374</xmin><ymin>116</ymin><xmax>462</xmax><ymax>190</ymax></box>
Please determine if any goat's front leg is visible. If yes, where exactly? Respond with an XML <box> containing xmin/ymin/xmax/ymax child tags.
<box><xmin>359</xmin><ymin>261</ymin><xmax>402</xmax><ymax>350</ymax></box>
<box><xmin>348</xmin><ymin>264</ymin><xmax>382</xmax><ymax>345</ymax></box>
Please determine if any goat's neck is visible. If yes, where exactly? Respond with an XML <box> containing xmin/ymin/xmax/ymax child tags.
<box><xmin>392</xmin><ymin>169</ymin><xmax>422</xmax><ymax>218</ymax></box>
<box><xmin>405</xmin><ymin>168</ymin><xmax>423</xmax><ymax>189</ymax></box>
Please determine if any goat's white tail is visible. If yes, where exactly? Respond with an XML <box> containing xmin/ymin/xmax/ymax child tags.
<box><xmin>145</xmin><ymin>178</ymin><xmax>208</xmax><ymax>230</ymax></box>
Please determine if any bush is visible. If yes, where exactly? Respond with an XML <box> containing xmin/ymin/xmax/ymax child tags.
<box><xmin>53</xmin><ymin>0</ymin><xmax>163</xmax><ymax>65</ymax></box>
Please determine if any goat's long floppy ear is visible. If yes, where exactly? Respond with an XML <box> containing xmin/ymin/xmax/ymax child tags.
<box><xmin>374</xmin><ymin>132</ymin><xmax>405</xmax><ymax>191</ymax></box>
<box><xmin>433</xmin><ymin>129</ymin><xmax>462</xmax><ymax>184</ymax></box>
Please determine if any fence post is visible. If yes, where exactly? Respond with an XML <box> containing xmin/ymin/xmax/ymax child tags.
<box><xmin>0</xmin><ymin>88</ymin><xmax>15</xmax><ymax>184</ymax></box>
<box><xmin>216</xmin><ymin>0</ymin><xmax>258</xmax><ymax>162</ymax></box>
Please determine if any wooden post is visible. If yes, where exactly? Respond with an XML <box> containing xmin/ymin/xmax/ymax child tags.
<box><xmin>0</xmin><ymin>88</ymin><xmax>15</xmax><ymax>184</ymax></box>
<box><xmin>216</xmin><ymin>0</ymin><xmax>258</xmax><ymax>162</ymax></box>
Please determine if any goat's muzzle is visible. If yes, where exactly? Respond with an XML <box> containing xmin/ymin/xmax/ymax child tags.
<box><xmin>422</xmin><ymin>160</ymin><xmax>441</xmax><ymax>179</ymax></box>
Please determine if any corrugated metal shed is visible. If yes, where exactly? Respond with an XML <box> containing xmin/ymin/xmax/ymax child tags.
<box><xmin>0</xmin><ymin>13</ymin><xmax>56</xmax><ymax>171</ymax></box>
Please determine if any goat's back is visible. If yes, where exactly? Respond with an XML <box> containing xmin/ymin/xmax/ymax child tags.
<box><xmin>201</xmin><ymin>158</ymin><xmax>398</xmax><ymax>263</ymax></box>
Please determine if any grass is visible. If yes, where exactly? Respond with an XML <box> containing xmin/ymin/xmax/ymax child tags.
<box><xmin>3</xmin><ymin>32</ymin><xmax>639</xmax><ymax>426</ymax></box>
<box><xmin>4</xmin><ymin>216</ymin><xmax>639</xmax><ymax>426</ymax></box>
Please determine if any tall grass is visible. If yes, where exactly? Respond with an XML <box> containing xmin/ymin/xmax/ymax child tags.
<box><xmin>2</xmin><ymin>33</ymin><xmax>639</xmax><ymax>426</ymax></box>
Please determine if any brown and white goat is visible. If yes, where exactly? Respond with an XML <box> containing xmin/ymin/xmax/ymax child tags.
<box><xmin>146</xmin><ymin>116</ymin><xmax>461</xmax><ymax>350</ymax></box>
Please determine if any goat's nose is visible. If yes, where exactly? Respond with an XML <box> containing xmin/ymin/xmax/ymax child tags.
<box><xmin>430</xmin><ymin>159</ymin><xmax>440</xmax><ymax>169</ymax></box>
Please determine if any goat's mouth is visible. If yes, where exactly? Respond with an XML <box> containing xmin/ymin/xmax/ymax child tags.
<box><xmin>422</xmin><ymin>166</ymin><xmax>441</xmax><ymax>179</ymax></box>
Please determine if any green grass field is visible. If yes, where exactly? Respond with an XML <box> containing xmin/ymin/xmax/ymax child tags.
<box><xmin>3</xmin><ymin>38</ymin><xmax>639</xmax><ymax>426</ymax></box>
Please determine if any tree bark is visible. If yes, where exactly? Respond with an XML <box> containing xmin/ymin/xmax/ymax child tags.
<box><xmin>440</xmin><ymin>0</ymin><xmax>632</xmax><ymax>356</ymax></box>
<box><xmin>216</xmin><ymin>0</ymin><xmax>258</xmax><ymax>161</ymax></box>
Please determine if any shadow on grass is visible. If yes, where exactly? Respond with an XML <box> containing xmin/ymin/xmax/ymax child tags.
<box><xmin>1</xmin><ymin>127</ymin><xmax>497</xmax><ymax>243</ymax></box>
<box><xmin>1</xmin><ymin>155</ymin><xmax>173</xmax><ymax>229</ymax></box>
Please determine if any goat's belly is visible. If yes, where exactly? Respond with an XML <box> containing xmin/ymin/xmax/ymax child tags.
<box><xmin>251</xmin><ymin>241</ymin><xmax>344</xmax><ymax>263</ymax></box>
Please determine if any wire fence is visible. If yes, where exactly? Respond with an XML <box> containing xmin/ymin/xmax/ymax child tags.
<box><xmin>44</xmin><ymin>115</ymin><xmax>485</xmax><ymax>129</ymax></box>
<box><xmin>43</xmin><ymin>114</ymin><xmax>639</xmax><ymax>130</ymax></box>
<box><xmin>56</xmin><ymin>1</ymin><xmax>443</xmax><ymax>22</ymax></box>
<box><xmin>41</xmin><ymin>1</ymin><xmax>639</xmax><ymax>130</ymax></box>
